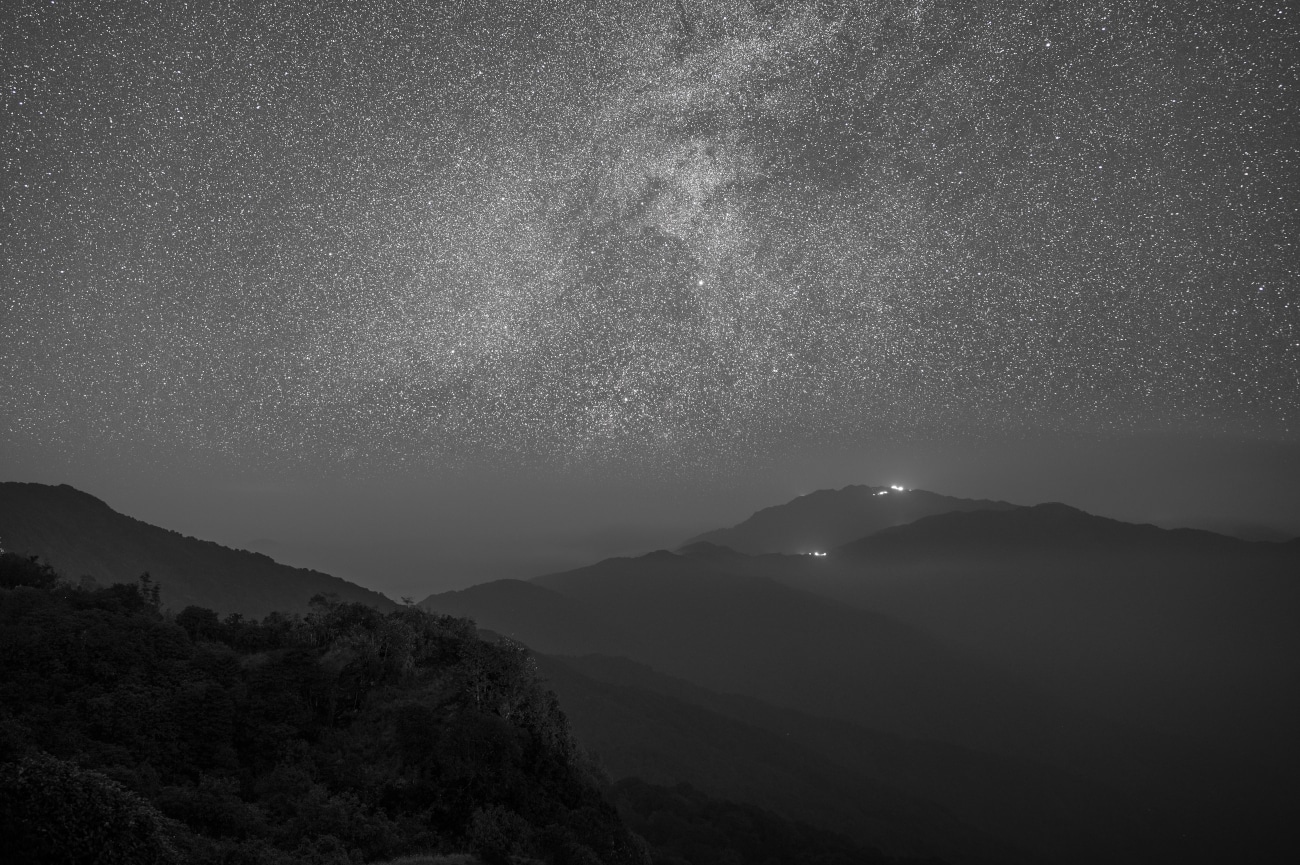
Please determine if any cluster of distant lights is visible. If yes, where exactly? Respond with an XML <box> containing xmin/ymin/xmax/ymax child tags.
<box><xmin>807</xmin><ymin>484</ymin><xmax>909</xmax><ymax>554</ymax></box>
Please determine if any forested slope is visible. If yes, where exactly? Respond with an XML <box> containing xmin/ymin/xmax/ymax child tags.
<box><xmin>0</xmin><ymin>553</ymin><xmax>931</xmax><ymax>865</ymax></box>
<box><xmin>0</xmin><ymin>552</ymin><xmax>643</xmax><ymax>865</ymax></box>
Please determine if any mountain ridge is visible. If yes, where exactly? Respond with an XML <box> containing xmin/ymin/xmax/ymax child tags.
<box><xmin>684</xmin><ymin>484</ymin><xmax>1019</xmax><ymax>553</ymax></box>
<box><xmin>841</xmin><ymin>500</ymin><xmax>1290</xmax><ymax>556</ymax></box>
<box><xmin>742</xmin><ymin>500</ymin><xmax>1300</xmax><ymax>774</ymax></box>
<box><xmin>0</xmin><ymin>481</ymin><xmax>397</xmax><ymax>617</ymax></box>
<box><xmin>422</xmin><ymin>544</ymin><xmax>1294</xmax><ymax>862</ymax></box>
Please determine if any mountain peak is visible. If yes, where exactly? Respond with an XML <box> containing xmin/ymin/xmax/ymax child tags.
<box><xmin>684</xmin><ymin>484</ymin><xmax>1018</xmax><ymax>554</ymax></box>
<box><xmin>843</xmin><ymin>499</ymin><xmax>1262</xmax><ymax>558</ymax></box>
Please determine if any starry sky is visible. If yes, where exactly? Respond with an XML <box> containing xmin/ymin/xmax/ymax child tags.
<box><xmin>2</xmin><ymin>0</ymin><xmax>1297</xmax><ymax>596</ymax></box>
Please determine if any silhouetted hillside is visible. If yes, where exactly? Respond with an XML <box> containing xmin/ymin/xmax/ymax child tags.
<box><xmin>0</xmin><ymin>554</ymin><xmax>645</xmax><ymax>865</ymax></box>
<box><xmin>0</xmin><ymin>482</ymin><xmax>396</xmax><ymax>616</ymax></box>
<box><xmin>424</xmin><ymin>544</ymin><xmax>1295</xmax><ymax>863</ymax></box>
<box><xmin>684</xmin><ymin>485</ymin><xmax>1016</xmax><ymax>553</ymax></box>
<box><xmin>843</xmin><ymin>501</ymin><xmax>1279</xmax><ymax>556</ymax></box>
<box><xmin>524</xmin><ymin>552</ymin><xmax>1126</xmax><ymax>768</ymax></box>
<box><xmin>0</xmin><ymin>554</ymin><xmax>958</xmax><ymax>865</ymax></box>
<box><xmin>434</xmin><ymin>552</ymin><xmax>1048</xmax><ymax>754</ymax></box>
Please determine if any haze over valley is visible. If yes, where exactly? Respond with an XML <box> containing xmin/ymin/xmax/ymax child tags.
<box><xmin>3</xmin><ymin>478</ymin><xmax>1297</xmax><ymax>863</ymax></box>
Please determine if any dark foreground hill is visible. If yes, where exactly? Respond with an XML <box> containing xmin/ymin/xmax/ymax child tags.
<box><xmin>0</xmin><ymin>553</ymin><xmax>932</xmax><ymax>865</ymax></box>
<box><xmin>0</xmin><ymin>482</ymin><xmax>396</xmax><ymax>616</ymax></box>
<box><xmin>683</xmin><ymin>485</ymin><xmax>1016</xmax><ymax>553</ymax></box>
<box><xmin>0</xmin><ymin>552</ymin><xmax>644</xmax><ymax>865</ymax></box>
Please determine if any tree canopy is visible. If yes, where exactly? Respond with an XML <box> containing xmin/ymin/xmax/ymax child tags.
<box><xmin>0</xmin><ymin>552</ymin><xmax>644</xmax><ymax>865</ymax></box>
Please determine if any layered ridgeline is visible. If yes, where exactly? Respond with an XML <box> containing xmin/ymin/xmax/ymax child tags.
<box><xmin>0</xmin><ymin>488</ymin><xmax>940</xmax><ymax>865</ymax></box>
<box><xmin>784</xmin><ymin>502</ymin><xmax>1300</xmax><ymax>767</ymax></box>
<box><xmin>0</xmin><ymin>554</ymin><xmax>927</xmax><ymax>865</ymax></box>
<box><xmin>425</xmin><ymin>489</ymin><xmax>1300</xmax><ymax>865</ymax></box>
<box><xmin>7</xmin><ymin>478</ymin><xmax>1296</xmax><ymax>862</ymax></box>
<box><xmin>684</xmin><ymin>489</ymin><xmax>1300</xmax><ymax>769</ymax></box>
<box><xmin>683</xmin><ymin>485</ymin><xmax>1017</xmax><ymax>554</ymax></box>
<box><xmin>424</xmin><ymin>551</ymin><xmax>1209</xmax><ymax>864</ymax></box>
<box><xmin>0</xmin><ymin>482</ymin><xmax>396</xmax><ymax>617</ymax></box>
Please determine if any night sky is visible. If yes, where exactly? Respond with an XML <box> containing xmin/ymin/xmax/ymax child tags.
<box><xmin>3</xmin><ymin>0</ymin><xmax>1297</xmax><ymax>597</ymax></box>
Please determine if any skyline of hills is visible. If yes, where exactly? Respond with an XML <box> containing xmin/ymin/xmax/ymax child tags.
<box><xmin>4</xmin><ymin>477</ymin><xmax>1297</xmax><ymax>861</ymax></box>
<box><xmin>5</xmin><ymin>479</ymin><xmax>1292</xmax><ymax>613</ymax></box>
<box><xmin>677</xmin><ymin>488</ymin><xmax>1300</xmax><ymax>761</ymax></box>
<box><xmin>682</xmin><ymin>484</ymin><xmax>1021</xmax><ymax>554</ymax></box>
<box><xmin>422</xmin><ymin>545</ymin><xmax>1295</xmax><ymax>860</ymax></box>
<box><xmin>820</xmin><ymin>502</ymin><xmax>1300</xmax><ymax>766</ymax></box>
<box><xmin>0</xmin><ymin>481</ymin><xmax>397</xmax><ymax>617</ymax></box>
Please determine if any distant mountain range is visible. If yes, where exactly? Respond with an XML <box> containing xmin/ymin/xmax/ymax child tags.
<box><xmin>0</xmin><ymin>482</ymin><xmax>396</xmax><ymax>617</ymax></box>
<box><xmin>683</xmin><ymin>484</ymin><xmax>1018</xmax><ymax>553</ymax></box>
<box><xmin>7</xmin><ymin>478</ymin><xmax>1297</xmax><ymax>862</ymax></box>
<box><xmin>424</xmin><ymin>543</ymin><xmax>1296</xmax><ymax>863</ymax></box>
<box><xmin>423</xmin><ymin>487</ymin><xmax>1299</xmax><ymax>864</ymax></box>
<box><xmin>433</xmin><ymin>550</ymin><xmax>1063</xmax><ymax>753</ymax></box>
<box><xmin>802</xmin><ymin>503</ymin><xmax>1300</xmax><ymax>765</ymax></box>
<box><xmin>681</xmin><ymin>491</ymin><xmax>1300</xmax><ymax>763</ymax></box>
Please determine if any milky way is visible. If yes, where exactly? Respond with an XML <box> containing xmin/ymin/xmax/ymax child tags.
<box><xmin>3</xmin><ymin>0</ymin><xmax>1296</xmax><ymax>480</ymax></box>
